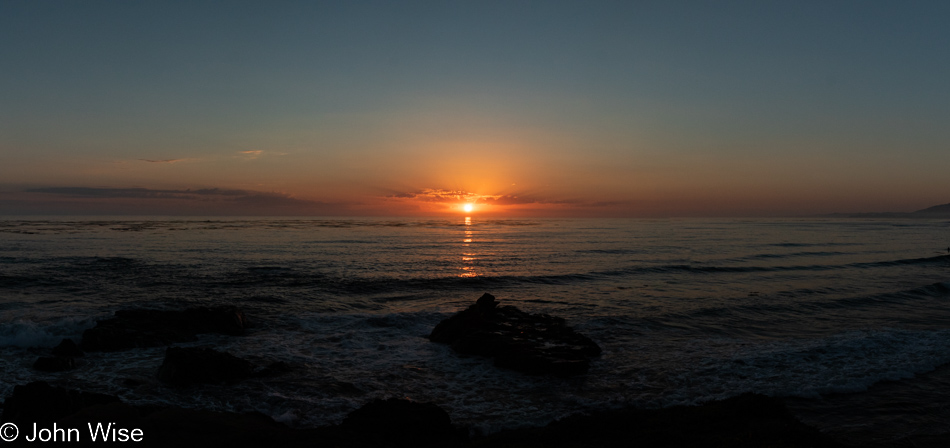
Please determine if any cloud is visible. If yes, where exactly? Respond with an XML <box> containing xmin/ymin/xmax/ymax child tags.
<box><xmin>238</xmin><ymin>150</ymin><xmax>263</xmax><ymax>160</ymax></box>
<box><xmin>479</xmin><ymin>195</ymin><xmax>544</xmax><ymax>205</ymax></box>
<box><xmin>385</xmin><ymin>188</ymin><xmax>567</xmax><ymax>206</ymax></box>
<box><xmin>27</xmin><ymin>187</ymin><xmax>312</xmax><ymax>204</ymax></box>
<box><xmin>387</xmin><ymin>188</ymin><xmax>478</xmax><ymax>202</ymax></box>
<box><xmin>19</xmin><ymin>186</ymin><xmax>352</xmax><ymax>215</ymax></box>
<box><xmin>139</xmin><ymin>159</ymin><xmax>184</xmax><ymax>163</ymax></box>
<box><xmin>27</xmin><ymin>187</ymin><xmax>187</xmax><ymax>199</ymax></box>
<box><xmin>379</xmin><ymin>188</ymin><xmax>635</xmax><ymax>217</ymax></box>
<box><xmin>586</xmin><ymin>200</ymin><xmax>636</xmax><ymax>207</ymax></box>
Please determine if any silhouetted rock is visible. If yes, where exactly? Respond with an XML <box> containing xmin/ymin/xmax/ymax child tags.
<box><xmin>4</xmin><ymin>383</ymin><xmax>330</xmax><ymax>447</ymax></box>
<box><xmin>341</xmin><ymin>398</ymin><xmax>462</xmax><ymax>448</ymax></box>
<box><xmin>32</xmin><ymin>356</ymin><xmax>76</xmax><ymax>372</ymax></box>
<box><xmin>51</xmin><ymin>338</ymin><xmax>84</xmax><ymax>357</ymax></box>
<box><xmin>429</xmin><ymin>293</ymin><xmax>601</xmax><ymax>376</ymax></box>
<box><xmin>1</xmin><ymin>381</ymin><xmax>119</xmax><ymax>426</ymax></box>
<box><xmin>2</xmin><ymin>381</ymin><xmax>848</xmax><ymax>448</ymax></box>
<box><xmin>474</xmin><ymin>393</ymin><xmax>844</xmax><ymax>448</ymax></box>
<box><xmin>81</xmin><ymin>306</ymin><xmax>250</xmax><ymax>351</ymax></box>
<box><xmin>156</xmin><ymin>346</ymin><xmax>254</xmax><ymax>386</ymax></box>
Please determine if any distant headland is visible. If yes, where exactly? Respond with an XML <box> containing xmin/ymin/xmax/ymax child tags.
<box><xmin>825</xmin><ymin>202</ymin><xmax>950</xmax><ymax>218</ymax></box>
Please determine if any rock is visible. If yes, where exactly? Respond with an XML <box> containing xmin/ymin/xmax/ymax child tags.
<box><xmin>254</xmin><ymin>361</ymin><xmax>296</xmax><ymax>377</ymax></box>
<box><xmin>156</xmin><ymin>346</ymin><xmax>254</xmax><ymax>386</ymax></box>
<box><xmin>474</xmin><ymin>393</ymin><xmax>845</xmax><ymax>448</ymax></box>
<box><xmin>2</xmin><ymin>381</ymin><xmax>845</xmax><ymax>448</ymax></box>
<box><xmin>1</xmin><ymin>381</ymin><xmax>119</xmax><ymax>426</ymax></box>
<box><xmin>429</xmin><ymin>293</ymin><xmax>601</xmax><ymax>376</ymax></box>
<box><xmin>32</xmin><ymin>356</ymin><xmax>76</xmax><ymax>372</ymax></box>
<box><xmin>81</xmin><ymin>306</ymin><xmax>250</xmax><ymax>351</ymax></box>
<box><xmin>4</xmin><ymin>383</ymin><xmax>325</xmax><ymax>447</ymax></box>
<box><xmin>51</xmin><ymin>338</ymin><xmax>84</xmax><ymax>357</ymax></box>
<box><xmin>341</xmin><ymin>398</ymin><xmax>462</xmax><ymax>448</ymax></box>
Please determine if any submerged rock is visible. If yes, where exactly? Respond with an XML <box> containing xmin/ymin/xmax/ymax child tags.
<box><xmin>429</xmin><ymin>293</ymin><xmax>601</xmax><ymax>376</ymax></box>
<box><xmin>81</xmin><ymin>306</ymin><xmax>250</xmax><ymax>351</ymax></box>
<box><xmin>156</xmin><ymin>346</ymin><xmax>254</xmax><ymax>386</ymax></box>
<box><xmin>32</xmin><ymin>356</ymin><xmax>77</xmax><ymax>372</ymax></box>
<box><xmin>51</xmin><ymin>338</ymin><xmax>84</xmax><ymax>357</ymax></box>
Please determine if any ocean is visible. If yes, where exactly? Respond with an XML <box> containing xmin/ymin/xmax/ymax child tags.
<box><xmin>2</xmin><ymin>217</ymin><xmax>949</xmax><ymax>441</ymax></box>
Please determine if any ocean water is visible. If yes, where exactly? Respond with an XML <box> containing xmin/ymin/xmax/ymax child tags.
<box><xmin>2</xmin><ymin>217</ymin><xmax>950</xmax><ymax>438</ymax></box>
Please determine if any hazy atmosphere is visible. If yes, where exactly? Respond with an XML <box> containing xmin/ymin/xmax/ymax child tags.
<box><xmin>2</xmin><ymin>1</ymin><xmax>949</xmax><ymax>216</ymax></box>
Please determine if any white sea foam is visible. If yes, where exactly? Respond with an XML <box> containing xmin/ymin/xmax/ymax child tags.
<box><xmin>0</xmin><ymin>315</ymin><xmax>97</xmax><ymax>347</ymax></box>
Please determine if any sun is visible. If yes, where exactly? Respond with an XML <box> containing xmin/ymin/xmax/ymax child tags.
<box><xmin>463</xmin><ymin>203</ymin><xmax>474</xmax><ymax>213</ymax></box>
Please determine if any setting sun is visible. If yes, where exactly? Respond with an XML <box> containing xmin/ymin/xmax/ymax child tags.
<box><xmin>463</xmin><ymin>203</ymin><xmax>474</xmax><ymax>213</ymax></box>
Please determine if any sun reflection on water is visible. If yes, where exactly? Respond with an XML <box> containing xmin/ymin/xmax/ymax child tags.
<box><xmin>459</xmin><ymin>217</ymin><xmax>478</xmax><ymax>278</ymax></box>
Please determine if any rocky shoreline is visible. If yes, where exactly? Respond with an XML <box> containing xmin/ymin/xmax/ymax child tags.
<box><xmin>4</xmin><ymin>296</ymin><xmax>945</xmax><ymax>447</ymax></box>
<box><xmin>2</xmin><ymin>381</ymin><xmax>843</xmax><ymax>447</ymax></box>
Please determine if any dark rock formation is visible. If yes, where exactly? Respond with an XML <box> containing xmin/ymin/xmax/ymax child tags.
<box><xmin>4</xmin><ymin>383</ymin><xmax>330</xmax><ymax>447</ymax></box>
<box><xmin>429</xmin><ymin>293</ymin><xmax>601</xmax><ymax>376</ymax></box>
<box><xmin>1</xmin><ymin>381</ymin><xmax>851</xmax><ymax>448</ymax></box>
<box><xmin>341</xmin><ymin>398</ymin><xmax>463</xmax><ymax>448</ymax></box>
<box><xmin>156</xmin><ymin>346</ymin><xmax>254</xmax><ymax>386</ymax></box>
<box><xmin>51</xmin><ymin>338</ymin><xmax>84</xmax><ymax>357</ymax></box>
<box><xmin>1</xmin><ymin>381</ymin><xmax>120</xmax><ymax>426</ymax></box>
<box><xmin>32</xmin><ymin>356</ymin><xmax>76</xmax><ymax>372</ymax></box>
<box><xmin>473</xmin><ymin>393</ymin><xmax>844</xmax><ymax>448</ymax></box>
<box><xmin>33</xmin><ymin>339</ymin><xmax>84</xmax><ymax>372</ymax></box>
<box><xmin>81</xmin><ymin>306</ymin><xmax>250</xmax><ymax>352</ymax></box>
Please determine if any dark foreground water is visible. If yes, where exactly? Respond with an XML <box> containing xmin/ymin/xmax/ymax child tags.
<box><xmin>2</xmin><ymin>217</ymin><xmax>949</xmax><ymax>439</ymax></box>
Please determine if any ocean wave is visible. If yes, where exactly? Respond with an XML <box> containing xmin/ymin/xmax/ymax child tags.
<box><xmin>0</xmin><ymin>315</ymin><xmax>98</xmax><ymax>347</ymax></box>
<box><xmin>174</xmin><ymin>254</ymin><xmax>950</xmax><ymax>294</ymax></box>
<box><xmin>641</xmin><ymin>281</ymin><xmax>950</xmax><ymax>330</ymax></box>
<box><xmin>714</xmin><ymin>328</ymin><xmax>950</xmax><ymax>398</ymax></box>
<box><xmin>767</xmin><ymin>242</ymin><xmax>862</xmax><ymax>248</ymax></box>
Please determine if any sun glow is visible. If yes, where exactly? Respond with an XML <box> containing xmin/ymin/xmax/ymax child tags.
<box><xmin>463</xmin><ymin>203</ymin><xmax>474</xmax><ymax>213</ymax></box>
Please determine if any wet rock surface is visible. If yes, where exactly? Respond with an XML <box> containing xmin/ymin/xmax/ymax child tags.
<box><xmin>429</xmin><ymin>293</ymin><xmax>602</xmax><ymax>376</ymax></box>
<box><xmin>80</xmin><ymin>306</ymin><xmax>250</xmax><ymax>352</ymax></box>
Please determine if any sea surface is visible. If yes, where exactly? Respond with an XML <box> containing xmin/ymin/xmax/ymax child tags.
<box><xmin>2</xmin><ymin>217</ymin><xmax>950</xmax><ymax>440</ymax></box>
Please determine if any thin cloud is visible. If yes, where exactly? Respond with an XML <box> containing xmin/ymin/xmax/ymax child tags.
<box><xmin>10</xmin><ymin>186</ymin><xmax>356</xmax><ymax>216</ymax></box>
<box><xmin>238</xmin><ymin>150</ymin><xmax>264</xmax><ymax>160</ymax></box>
<box><xmin>139</xmin><ymin>159</ymin><xmax>183</xmax><ymax>163</ymax></box>
<box><xmin>587</xmin><ymin>200</ymin><xmax>636</xmax><ymax>207</ymax></box>
<box><xmin>382</xmin><ymin>188</ymin><xmax>630</xmax><ymax>216</ymax></box>
<box><xmin>26</xmin><ymin>186</ymin><xmax>322</xmax><ymax>208</ymax></box>
<box><xmin>386</xmin><ymin>188</ymin><xmax>566</xmax><ymax>205</ymax></box>
<box><xmin>386</xmin><ymin>188</ymin><xmax>511</xmax><ymax>203</ymax></box>
<box><xmin>479</xmin><ymin>195</ymin><xmax>542</xmax><ymax>205</ymax></box>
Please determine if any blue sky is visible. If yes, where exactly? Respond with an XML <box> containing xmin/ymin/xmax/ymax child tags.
<box><xmin>2</xmin><ymin>1</ymin><xmax>948</xmax><ymax>216</ymax></box>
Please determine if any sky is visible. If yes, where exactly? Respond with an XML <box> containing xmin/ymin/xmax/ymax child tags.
<box><xmin>1</xmin><ymin>1</ymin><xmax>949</xmax><ymax>217</ymax></box>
